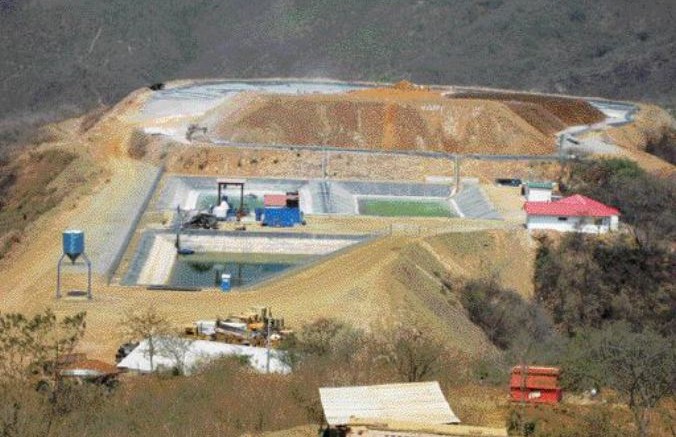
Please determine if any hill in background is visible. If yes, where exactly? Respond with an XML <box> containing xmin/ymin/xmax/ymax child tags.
<box><xmin>1</xmin><ymin>0</ymin><xmax>675</xmax><ymax>144</ymax></box>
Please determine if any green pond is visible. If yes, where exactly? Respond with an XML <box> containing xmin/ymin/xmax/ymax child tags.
<box><xmin>168</xmin><ymin>252</ymin><xmax>316</xmax><ymax>289</ymax></box>
<box><xmin>358</xmin><ymin>198</ymin><xmax>454</xmax><ymax>217</ymax></box>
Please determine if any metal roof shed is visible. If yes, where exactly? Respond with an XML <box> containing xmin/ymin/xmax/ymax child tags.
<box><xmin>319</xmin><ymin>381</ymin><xmax>460</xmax><ymax>427</ymax></box>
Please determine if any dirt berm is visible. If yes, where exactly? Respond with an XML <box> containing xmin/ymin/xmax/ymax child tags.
<box><xmin>204</xmin><ymin>87</ymin><xmax>557</xmax><ymax>155</ymax></box>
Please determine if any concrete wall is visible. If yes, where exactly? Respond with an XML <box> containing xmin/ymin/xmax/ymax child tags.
<box><xmin>138</xmin><ymin>235</ymin><xmax>176</xmax><ymax>284</ymax></box>
<box><xmin>177</xmin><ymin>234</ymin><xmax>358</xmax><ymax>254</ymax></box>
<box><xmin>525</xmin><ymin>187</ymin><xmax>552</xmax><ymax>202</ymax></box>
<box><xmin>526</xmin><ymin>215</ymin><xmax>617</xmax><ymax>234</ymax></box>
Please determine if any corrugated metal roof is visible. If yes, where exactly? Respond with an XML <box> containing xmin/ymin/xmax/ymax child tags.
<box><xmin>524</xmin><ymin>194</ymin><xmax>619</xmax><ymax>217</ymax></box>
<box><xmin>319</xmin><ymin>381</ymin><xmax>460</xmax><ymax>427</ymax></box>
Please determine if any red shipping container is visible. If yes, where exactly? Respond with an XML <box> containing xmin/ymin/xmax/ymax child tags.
<box><xmin>510</xmin><ymin>366</ymin><xmax>562</xmax><ymax>405</ymax></box>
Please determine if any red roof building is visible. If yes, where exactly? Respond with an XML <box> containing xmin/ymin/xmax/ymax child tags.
<box><xmin>510</xmin><ymin>366</ymin><xmax>562</xmax><ymax>405</ymax></box>
<box><xmin>524</xmin><ymin>194</ymin><xmax>619</xmax><ymax>217</ymax></box>
<box><xmin>524</xmin><ymin>195</ymin><xmax>620</xmax><ymax>233</ymax></box>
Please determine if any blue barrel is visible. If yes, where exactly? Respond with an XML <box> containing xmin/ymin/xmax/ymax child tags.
<box><xmin>63</xmin><ymin>230</ymin><xmax>84</xmax><ymax>263</ymax></box>
<box><xmin>220</xmin><ymin>273</ymin><xmax>232</xmax><ymax>292</ymax></box>
<box><xmin>255</xmin><ymin>208</ymin><xmax>264</xmax><ymax>221</ymax></box>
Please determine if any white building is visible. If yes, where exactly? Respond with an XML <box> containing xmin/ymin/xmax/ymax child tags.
<box><xmin>117</xmin><ymin>337</ymin><xmax>290</xmax><ymax>375</ymax></box>
<box><xmin>523</xmin><ymin>182</ymin><xmax>554</xmax><ymax>202</ymax></box>
<box><xmin>524</xmin><ymin>194</ymin><xmax>619</xmax><ymax>234</ymax></box>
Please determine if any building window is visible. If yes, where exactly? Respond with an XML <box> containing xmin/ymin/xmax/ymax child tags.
<box><xmin>594</xmin><ymin>218</ymin><xmax>603</xmax><ymax>225</ymax></box>
<box><xmin>557</xmin><ymin>217</ymin><xmax>568</xmax><ymax>221</ymax></box>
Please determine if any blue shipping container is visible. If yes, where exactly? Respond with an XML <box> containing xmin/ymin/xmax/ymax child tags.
<box><xmin>263</xmin><ymin>207</ymin><xmax>301</xmax><ymax>227</ymax></box>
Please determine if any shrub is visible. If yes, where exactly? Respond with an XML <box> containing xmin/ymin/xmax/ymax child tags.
<box><xmin>460</xmin><ymin>278</ymin><xmax>554</xmax><ymax>351</ymax></box>
<box><xmin>535</xmin><ymin>234</ymin><xmax>675</xmax><ymax>336</ymax></box>
<box><xmin>127</xmin><ymin>130</ymin><xmax>150</xmax><ymax>159</ymax></box>
<box><xmin>562</xmin><ymin>158</ymin><xmax>676</xmax><ymax>248</ymax></box>
<box><xmin>562</xmin><ymin>323</ymin><xmax>675</xmax><ymax>437</ymax></box>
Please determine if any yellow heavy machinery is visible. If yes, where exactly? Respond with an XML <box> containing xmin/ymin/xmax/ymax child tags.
<box><xmin>184</xmin><ymin>306</ymin><xmax>291</xmax><ymax>348</ymax></box>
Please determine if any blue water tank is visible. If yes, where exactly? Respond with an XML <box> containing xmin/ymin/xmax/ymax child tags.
<box><xmin>220</xmin><ymin>273</ymin><xmax>232</xmax><ymax>292</ymax></box>
<box><xmin>63</xmin><ymin>230</ymin><xmax>84</xmax><ymax>263</ymax></box>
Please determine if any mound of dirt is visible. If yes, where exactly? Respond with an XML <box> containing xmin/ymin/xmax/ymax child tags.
<box><xmin>504</xmin><ymin>101</ymin><xmax>567</xmax><ymax>136</ymax></box>
<box><xmin>450</xmin><ymin>91</ymin><xmax>606</xmax><ymax>126</ymax></box>
<box><xmin>205</xmin><ymin>89</ymin><xmax>555</xmax><ymax>155</ymax></box>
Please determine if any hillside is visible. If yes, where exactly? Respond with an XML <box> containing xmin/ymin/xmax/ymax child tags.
<box><xmin>1</xmin><ymin>0</ymin><xmax>675</xmax><ymax>144</ymax></box>
<box><xmin>206</xmin><ymin>88</ymin><xmax>569</xmax><ymax>155</ymax></box>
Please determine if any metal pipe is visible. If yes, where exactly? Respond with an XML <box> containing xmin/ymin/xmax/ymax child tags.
<box><xmin>56</xmin><ymin>253</ymin><xmax>66</xmax><ymax>299</ymax></box>
<box><xmin>82</xmin><ymin>253</ymin><xmax>92</xmax><ymax>299</ymax></box>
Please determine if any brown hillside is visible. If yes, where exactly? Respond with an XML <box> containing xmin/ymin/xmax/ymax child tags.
<box><xmin>207</xmin><ymin>89</ymin><xmax>555</xmax><ymax>155</ymax></box>
<box><xmin>450</xmin><ymin>91</ymin><xmax>606</xmax><ymax>126</ymax></box>
<box><xmin>503</xmin><ymin>101</ymin><xmax>567</xmax><ymax>136</ymax></box>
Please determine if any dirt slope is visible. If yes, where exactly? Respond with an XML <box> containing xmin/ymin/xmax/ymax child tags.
<box><xmin>503</xmin><ymin>101</ymin><xmax>567</xmax><ymax>135</ymax></box>
<box><xmin>450</xmin><ymin>91</ymin><xmax>606</xmax><ymax>126</ymax></box>
<box><xmin>207</xmin><ymin>88</ymin><xmax>555</xmax><ymax>155</ymax></box>
<box><xmin>419</xmin><ymin>229</ymin><xmax>536</xmax><ymax>297</ymax></box>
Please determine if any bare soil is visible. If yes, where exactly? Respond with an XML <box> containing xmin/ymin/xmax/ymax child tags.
<box><xmin>207</xmin><ymin>88</ymin><xmax>555</xmax><ymax>155</ymax></box>
<box><xmin>449</xmin><ymin>91</ymin><xmax>606</xmax><ymax>126</ymax></box>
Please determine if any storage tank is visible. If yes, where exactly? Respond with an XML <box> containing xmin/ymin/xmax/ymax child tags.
<box><xmin>63</xmin><ymin>230</ymin><xmax>84</xmax><ymax>263</ymax></box>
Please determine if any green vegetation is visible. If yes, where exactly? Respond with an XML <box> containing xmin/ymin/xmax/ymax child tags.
<box><xmin>501</xmin><ymin>157</ymin><xmax>676</xmax><ymax>437</ymax></box>
<box><xmin>563</xmin><ymin>324</ymin><xmax>675</xmax><ymax>437</ymax></box>
<box><xmin>562</xmin><ymin>158</ymin><xmax>675</xmax><ymax>248</ymax></box>
<box><xmin>535</xmin><ymin>233</ymin><xmax>674</xmax><ymax>336</ymax></box>
<box><xmin>358</xmin><ymin>198</ymin><xmax>453</xmax><ymax>217</ymax></box>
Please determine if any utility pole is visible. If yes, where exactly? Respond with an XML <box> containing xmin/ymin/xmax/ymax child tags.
<box><xmin>322</xmin><ymin>146</ymin><xmax>328</xmax><ymax>180</ymax></box>
<box><xmin>265</xmin><ymin>317</ymin><xmax>271</xmax><ymax>374</ymax></box>
<box><xmin>454</xmin><ymin>155</ymin><xmax>461</xmax><ymax>193</ymax></box>
<box><xmin>558</xmin><ymin>134</ymin><xmax>567</xmax><ymax>180</ymax></box>
<box><xmin>558</xmin><ymin>134</ymin><xmax>566</xmax><ymax>163</ymax></box>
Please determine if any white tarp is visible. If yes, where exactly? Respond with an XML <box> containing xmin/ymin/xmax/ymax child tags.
<box><xmin>117</xmin><ymin>337</ymin><xmax>290</xmax><ymax>375</ymax></box>
<box><xmin>319</xmin><ymin>381</ymin><xmax>460</xmax><ymax>426</ymax></box>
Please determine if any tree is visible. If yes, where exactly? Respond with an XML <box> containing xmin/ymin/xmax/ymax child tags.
<box><xmin>460</xmin><ymin>277</ymin><xmax>554</xmax><ymax>351</ymax></box>
<box><xmin>562</xmin><ymin>158</ymin><xmax>676</xmax><ymax>249</ymax></box>
<box><xmin>157</xmin><ymin>335</ymin><xmax>192</xmax><ymax>375</ymax></box>
<box><xmin>535</xmin><ymin>233</ymin><xmax>675</xmax><ymax>336</ymax></box>
<box><xmin>0</xmin><ymin>309</ymin><xmax>87</xmax><ymax>436</ymax></box>
<box><xmin>286</xmin><ymin>318</ymin><xmax>364</xmax><ymax>361</ymax></box>
<box><xmin>377</xmin><ymin>326</ymin><xmax>444</xmax><ymax>382</ymax></box>
<box><xmin>121</xmin><ymin>307</ymin><xmax>169</xmax><ymax>372</ymax></box>
<box><xmin>0</xmin><ymin>309</ymin><xmax>86</xmax><ymax>384</ymax></box>
<box><xmin>564</xmin><ymin>324</ymin><xmax>675</xmax><ymax>437</ymax></box>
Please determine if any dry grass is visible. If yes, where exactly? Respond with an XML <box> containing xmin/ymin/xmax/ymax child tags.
<box><xmin>421</xmin><ymin>229</ymin><xmax>535</xmax><ymax>298</ymax></box>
